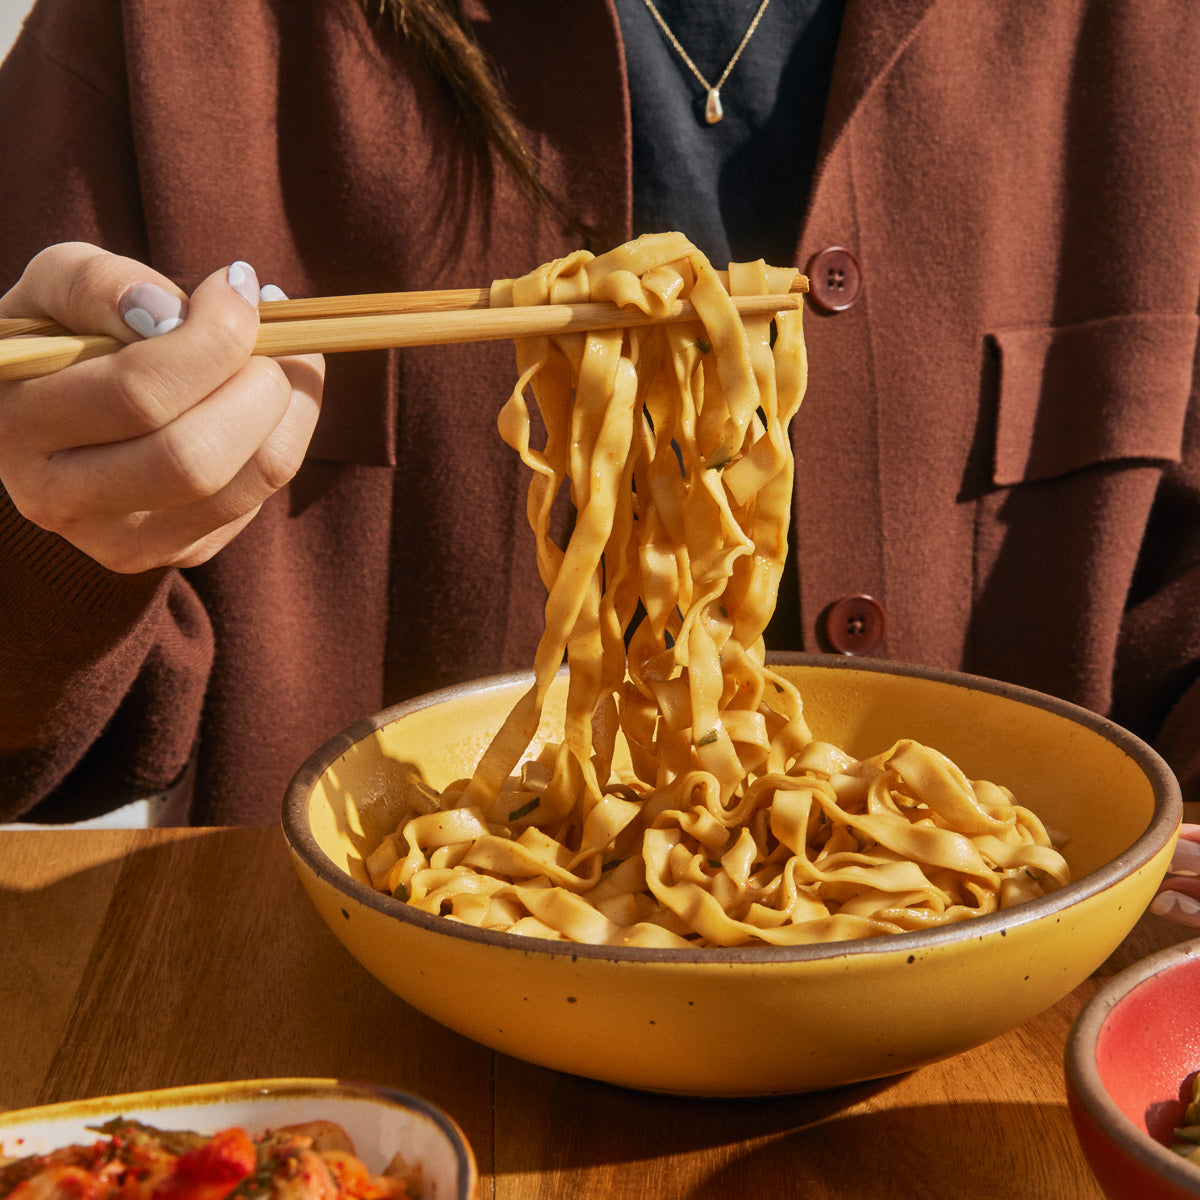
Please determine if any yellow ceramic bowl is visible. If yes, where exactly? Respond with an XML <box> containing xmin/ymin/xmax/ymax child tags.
<box><xmin>283</xmin><ymin>654</ymin><xmax>1181</xmax><ymax>1097</ymax></box>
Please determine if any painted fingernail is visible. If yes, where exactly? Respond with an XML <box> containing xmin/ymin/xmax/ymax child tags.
<box><xmin>227</xmin><ymin>260</ymin><xmax>260</xmax><ymax>307</ymax></box>
<box><xmin>1170</xmin><ymin>838</ymin><xmax>1200</xmax><ymax>876</ymax></box>
<box><xmin>259</xmin><ymin>283</ymin><xmax>288</xmax><ymax>302</ymax></box>
<box><xmin>1151</xmin><ymin>890</ymin><xmax>1200</xmax><ymax>918</ymax></box>
<box><xmin>120</xmin><ymin>283</ymin><xmax>187</xmax><ymax>339</ymax></box>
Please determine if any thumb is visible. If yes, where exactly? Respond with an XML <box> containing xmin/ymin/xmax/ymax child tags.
<box><xmin>1</xmin><ymin>241</ymin><xmax>189</xmax><ymax>344</ymax></box>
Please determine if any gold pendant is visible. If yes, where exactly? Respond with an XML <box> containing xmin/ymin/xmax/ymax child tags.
<box><xmin>704</xmin><ymin>88</ymin><xmax>724</xmax><ymax>124</ymax></box>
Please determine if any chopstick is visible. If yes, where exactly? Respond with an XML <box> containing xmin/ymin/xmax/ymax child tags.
<box><xmin>0</xmin><ymin>277</ymin><xmax>809</xmax><ymax>382</ymax></box>
<box><xmin>0</xmin><ymin>287</ymin><xmax>496</xmax><ymax>343</ymax></box>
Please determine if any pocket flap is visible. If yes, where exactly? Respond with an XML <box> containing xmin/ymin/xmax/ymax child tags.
<box><xmin>990</xmin><ymin>313</ymin><xmax>1197</xmax><ymax>486</ymax></box>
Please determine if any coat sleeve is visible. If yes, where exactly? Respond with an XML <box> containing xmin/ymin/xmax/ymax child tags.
<box><xmin>0</xmin><ymin>0</ymin><xmax>213</xmax><ymax>819</ymax></box>
<box><xmin>1114</xmin><ymin>342</ymin><xmax>1200</xmax><ymax>808</ymax></box>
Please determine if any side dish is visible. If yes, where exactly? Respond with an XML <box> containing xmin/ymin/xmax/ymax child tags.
<box><xmin>366</xmin><ymin>231</ymin><xmax>1071</xmax><ymax>948</ymax></box>
<box><xmin>1174</xmin><ymin>1071</ymin><xmax>1200</xmax><ymax>1163</ymax></box>
<box><xmin>0</xmin><ymin>1119</ymin><xmax>420</xmax><ymax>1200</ymax></box>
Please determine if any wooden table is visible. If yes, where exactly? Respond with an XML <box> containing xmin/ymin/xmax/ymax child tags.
<box><xmin>1</xmin><ymin>827</ymin><xmax>1190</xmax><ymax>1198</ymax></box>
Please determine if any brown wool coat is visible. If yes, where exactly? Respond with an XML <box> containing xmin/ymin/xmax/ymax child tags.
<box><xmin>0</xmin><ymin>0</ymin><xmax>1198</xmax><ymax>822</ymax></box>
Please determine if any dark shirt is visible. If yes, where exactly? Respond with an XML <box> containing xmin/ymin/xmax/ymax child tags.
<box><xmin>612</xmin><ymin>0</ymin><xmax>847</xmax><ymax>267</ymax></box>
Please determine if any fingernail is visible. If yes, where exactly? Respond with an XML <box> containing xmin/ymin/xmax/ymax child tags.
<box><xmin>1151</xmin><ymin>891</ymin><xmax>1200</xmax><ymax>918</ymax></box>
<box><xmin>1170</xmin><ymin>838</ymin><xmax>1200</xmax><ymax>876</ymax></box>
<box><xmin>227</xmin><ymin>260</ymin><xmax>260</xmax><ymax>307</ymax></box>
<box><xmin>120</xmin><ymin>283</ymin><xmax>187</xmax><ymax>339</ymax></box>
<box><xmin>259</xmin><ymin>283</ymin><xmax>288</xmax><ymax>302</ymax></box>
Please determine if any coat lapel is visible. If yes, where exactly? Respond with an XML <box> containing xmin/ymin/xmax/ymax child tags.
<box><xmin>816</xmin><ymin>0</ymin><xmax>943</xmax><ymax>172</ymax></box>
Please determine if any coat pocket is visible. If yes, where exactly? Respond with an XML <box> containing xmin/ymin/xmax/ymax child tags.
<box><xmin>988</xmin><ymin>313</ymin><xmax>1197</xmax><ymax>487</ymax></box>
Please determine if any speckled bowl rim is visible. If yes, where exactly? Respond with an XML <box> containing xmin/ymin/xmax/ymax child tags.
<box><xmin>1065</xmin><ymin>937</ymin><xmax>1200</xmax><ymax>1197</ymax></box>
<box><xmin>283</xmin><ymin>653</ymin><xmax>1182</xmax><ymax>967</ymax></box>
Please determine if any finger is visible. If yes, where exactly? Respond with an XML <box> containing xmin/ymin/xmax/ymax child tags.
<box><xmin>1150</xmin><ymin>829</ymin><xmax>1200</xmax><ymax>926</ymax></box>
<box><xmin>1169</xmin><ymin>830</ymin><xmax>1200</xmax><ymax>877</ymax></box>
<box><xmin>38</xmin><ymin>352</ymin><xmax>296</xmax><ymax>518</ymax></box>
<box><xmin>113</xmin><ymin>357</ymin><xmax>323</xmax><ymax>572</ymax></box>
<box><xmin>160</xmin><ymin>348</ymin><xmax>324</xmax><ymax>537</ymax></box>
<box><xmin>1150</xmin><ymin>880</ymin><xmax>1200</xmax><ymax>926</ymax></box>
<box><xmin>3</xmin><ymin>261</ymin><xmax>264</xmax><ymax>451</ymax></box>
<box><xmin>0</xmin><ymin>241</ymin><xmax>187</xmax><ymax>342</ymax></box>
<box><xmin>43</xmin><ymin>349</ymin><xmax>324</xmax><ymax>574</ymax></box>
<box><xmin>80</xmin><ymin>502</ymin><xmax>268</xmax><ymax>576</ymax></box>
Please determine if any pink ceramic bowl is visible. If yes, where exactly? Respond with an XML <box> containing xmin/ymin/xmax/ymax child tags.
<box><xmin>1066</xmin><ymin>938</ymin><xmax>1200</xmax><ymax>1200</ymax></box>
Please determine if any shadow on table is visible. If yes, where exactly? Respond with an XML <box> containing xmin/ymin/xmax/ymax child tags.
<box><xmin>493</xmin><ymin>1060</ymin><xmax>1097</xmax><ymax>1198</ymax></box>
<box><xmin>0</xmin><ymin>827</ymin><xmax>497</xmax><ymax>1151</ymax></box>
<box><xmin>688</xmin><ymin>1099</ymin><xmax>1091</xmax><ymax>1198</ymax></box>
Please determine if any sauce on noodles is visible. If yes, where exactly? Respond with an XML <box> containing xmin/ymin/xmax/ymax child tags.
<box><xmin>366</xmin><ymin>232</ymin><xmax>1070</xmax><ymax>948</ymax></box>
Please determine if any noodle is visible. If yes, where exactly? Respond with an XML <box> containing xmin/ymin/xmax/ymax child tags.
<box><xmin>366</xmin><ymin>232</ymin><xmax>1070</xmax><ymax>948</ymax></box>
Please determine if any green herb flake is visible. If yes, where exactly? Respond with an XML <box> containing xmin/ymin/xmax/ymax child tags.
<box><xmin>509</xmin><ymin>797</ymin><xmax>540</xmax><ymax>821</ymax></box>
<box><xmin>697</xmin><ymin>729</ymin><xmax>719</xmax><ymax>747</ymax></box>
<box><xmin>392</xmin><ymin>882</ymin><xmax>409</xmax><ymax>902</ymax></box>
<box><xmin>695</xmin><ymin>336</ymin><xmax>713</xmax><ymax>354</ymax></box>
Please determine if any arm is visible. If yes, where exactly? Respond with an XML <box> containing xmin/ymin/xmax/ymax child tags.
<box><xmin>0</xmin><ymin>248</ymin><xmax>323</xmax><ymax>819</ymax></box>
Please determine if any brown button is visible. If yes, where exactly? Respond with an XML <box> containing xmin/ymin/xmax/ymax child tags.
<box><xmin>822</xmin><ymin>594</ymin><xmax>886</xmax><ymax>655</ymax></box>
<box><xmin>805</xmin><ymin>246</ymin><xmax>862</xmax><ymax>313</ymax></box>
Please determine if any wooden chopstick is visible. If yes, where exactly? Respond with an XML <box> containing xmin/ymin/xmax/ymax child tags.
<box><xmin>0</xmin><ymin>277</ymin><xmax>809</xmax><ymax>382</ymax></box>
<box><xmin>0</xmin><ymin>287</ymin><xmax>495</xmax><ymax>342</ymax></box>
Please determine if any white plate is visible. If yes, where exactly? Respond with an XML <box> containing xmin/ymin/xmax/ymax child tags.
<box><xmin>0</xmin><ymin>1078</ymin><xmax>477</xmax><ymax>1200</ymax></box>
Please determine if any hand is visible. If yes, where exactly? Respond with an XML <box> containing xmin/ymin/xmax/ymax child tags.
<box><xmin>0</xmin><ymin>242</ymin><xmax>324</xmax><ymax>572</ymax></box>
<box><xmin>1150</xmin><ymin>822</ymin><xmax>1200</xmax><ymax>927</ymax></box>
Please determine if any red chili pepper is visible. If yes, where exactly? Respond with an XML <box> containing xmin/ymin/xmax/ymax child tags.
<box><xmin>150</xmin><ymin>1130</ymin><xmax>255</xmax><ymax>1200</ymax></box>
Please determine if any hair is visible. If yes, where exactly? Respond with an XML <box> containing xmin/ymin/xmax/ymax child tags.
<box><xmin>368</xmin><ymin>0</ymin><xmax>553</xmax><ymax>211</ymax></box>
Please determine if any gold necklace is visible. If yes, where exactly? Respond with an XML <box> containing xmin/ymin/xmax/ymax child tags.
<box><xmin>641</xmin><ymin>0</ymin><xmax>773</xmax><ymax>125</ymax></box>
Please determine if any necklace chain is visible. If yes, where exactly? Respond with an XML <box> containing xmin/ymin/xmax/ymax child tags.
<box><xmin>641</xmin><ymin>0</ymin><xmax>773</xmax><ymax>124</ymax></box>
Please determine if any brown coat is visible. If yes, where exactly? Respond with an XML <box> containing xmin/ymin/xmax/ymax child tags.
<box><xmin>1</xmin><ymin>0</ymin><xmax>1198</xmax><ymax>822</ymax></box>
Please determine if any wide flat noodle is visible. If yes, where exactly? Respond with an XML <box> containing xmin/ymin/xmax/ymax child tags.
<box><xmin>367</xmin><ymin>233</ymin><xmax>1071</xmax><ymax>948</ymax></box>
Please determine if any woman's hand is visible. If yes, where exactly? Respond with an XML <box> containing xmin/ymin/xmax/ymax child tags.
<box><xmin>0</xmin><ymin>242</ymin><xmax>324</xmax><ymax>572</ymax></box>
<box><xmin>1151</xmin><ymin>822</ymin><xmax>1200</xmax><ymax>927</ymax></box>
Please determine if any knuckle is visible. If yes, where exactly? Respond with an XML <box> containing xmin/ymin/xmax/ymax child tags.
<box><xmin>60</xmin><ymin>256</ymin><xmax>103</xmax><ymax>319</ymax></box>
<box><xmin>156</xmin><ymin>423</ymin><xmax>231</xmax><ymax>502</ymax></box>
<box><xmin>101</xmin><ymin>361</ymin><xmax>178</xmax><ymax>433</ymax></box>
<box><xmin>58</xmin><ymin>247</ymin><xmax>133</xmax><ymax>326</ymax></box>
<box><xmin>197</xmin><ymin>303</ymin><xmax>257</xmax><ymax>363</ymax></box>
<box><xmin>10</xmin><ymin>488</ymin><xmax>61</xmax><ymax>534</ymax></box>
<box><xmin>254</xmin><ymin>433</ymin><xmax>306</xmax><ymax>494</ymax></box>
<box><xmin>4</xmin><ymin>460</ymin><xmax>71</xmax><ymax>535</ymax></box>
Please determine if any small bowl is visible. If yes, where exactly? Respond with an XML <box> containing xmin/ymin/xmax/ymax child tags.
<box><xmin>0</xmin><ymin>1079</ymin><xmax>477</xmax><ymax>1200</ymax></box>
<box><xmin>1066</xmin><ymin>939</ymin><xmax>1200</xmax><ymax>1200</ymax></box>
<box><xmin>284</xmin><ymin>654</ymin><xmax>1181</xmax><ymax>1096</ymax></box>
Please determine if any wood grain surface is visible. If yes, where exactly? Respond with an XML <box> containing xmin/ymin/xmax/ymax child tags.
<box><xmin>1</xmin><ymin>827</ymin><xmax>1189</xmax><ymax>1198</ymax></box>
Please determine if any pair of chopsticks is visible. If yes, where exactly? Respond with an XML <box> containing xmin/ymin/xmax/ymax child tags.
<box><xmin>0</xmin><ymin>277</ymin><xmax>809</xmax><ymax>382</ymax></box>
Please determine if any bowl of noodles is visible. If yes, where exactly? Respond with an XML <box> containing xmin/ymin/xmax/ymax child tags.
<box><xmin>285</xmin><ymin>232</ymin><xmax>1178</xmax><ymax>1095</ymax></box>
<box><xmin>283</xmin><ymin>653</ymin><xmax>1180</xmax><ymax>1097</ymax></box>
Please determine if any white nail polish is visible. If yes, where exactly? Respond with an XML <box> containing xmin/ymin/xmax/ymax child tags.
<box><xmin>227</xmin><ymin>260</ymin><xmax>260</xmax><ymax>307</ymax></box>
<box><xmin>1152</xmin><ymin>891</ymin><xmax>1200</xmax><ymax>917</ymax></box>
<box><xmin>259</xmin><ymin>284</ymin><xmax>287</xmax><ymax>302</ymax></box>
<box><xmin>123</xmin><ymin>309</ymin><xmax>185</xmax><ymax>338</ymax></box>
<box><xmin>120</xmin><ymin>282</ymin><xmax>187</xmax><ymax>339</ymax></box>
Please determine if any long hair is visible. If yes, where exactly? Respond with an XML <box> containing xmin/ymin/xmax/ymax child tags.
<box><xmin>368</xmin><ymin>0</ymin><xmax>552</xmax><ymax>210</ymax></box>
